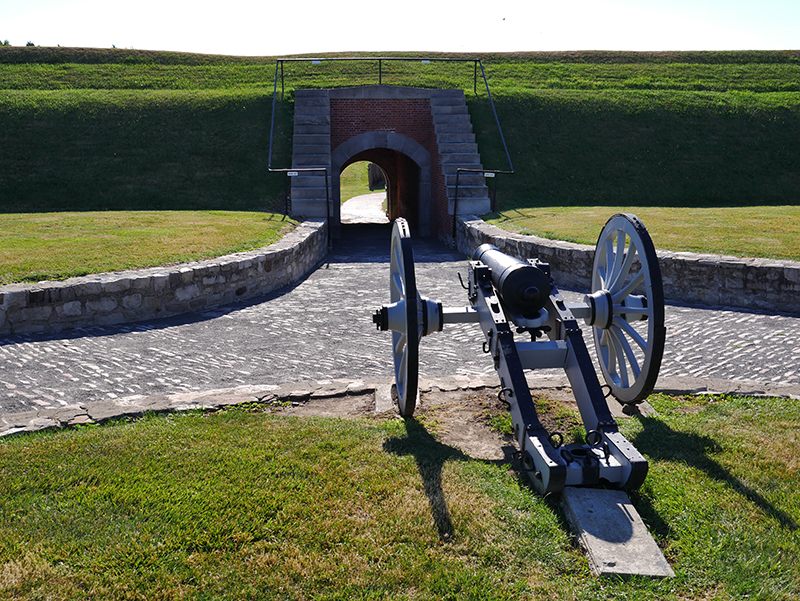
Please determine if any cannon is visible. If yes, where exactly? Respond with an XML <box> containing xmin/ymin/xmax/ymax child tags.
<box><xmin>372</xmin><ymin>215</ymin><xmax>666</xmax><ymax>496</ymax></box>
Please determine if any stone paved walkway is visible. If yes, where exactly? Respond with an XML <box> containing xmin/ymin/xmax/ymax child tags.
<box><xmin>2</xmin><ymin>223</ymin><xmax>800</xmax><ymax>419</ymax></box>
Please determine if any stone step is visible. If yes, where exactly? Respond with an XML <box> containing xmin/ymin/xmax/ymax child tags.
<box><xmin>430</xmin><ymin>98</ymin><xmax>465</xmax><ymax>107</ymax></box>
<box><xmin>294</xmin><ymin>97</ymin><xmax>330</xmax><ymax>108</ymax></box>
<box><xmin>435</xmin><ymin>123</ymin><xmax>474</xmax><ymax>134</ymax></box>
<box><xmin>444</xmin><ymin>173</ymin><xmax>487</xmax><ymax>188</ymax></box>
<box><xmin>292</xmin><ymin>155</ymin><xmax>330</xmax><ymax>167</ymax></box>
<box><xmin>293</xmin><ymin>144</ymin><xmax>330</xmax><ymax>155</ymax></box>
<box><xmin>430</xmin><ymin>90</ymin><xmax>465</xmax><ymax>102</ymax></box>
<box><xmin>430</xmin><ymin>104</ymin><xmax>469</xmax><ymax>115</ymax></box>
<box><xmin>438</xmin><ymin>142</ymin><xmax>479</xmax><ymax>154</ymax></box>
<box><xmin>294</xmin><ymin>107</ymin><xmax>330</xmax><ymax>118</ymax></box>
<box><xmin>289</xmin><ymin>174</ymin><xmax>328</xmax><ymax>186</ymax></box>
<box><xmin>293</xmin><ymin>124</ymin><xmax>330</xmax><ymax>136</ymax></box>
<box><xmin>432</xmin><ymin>113</ymin><xmax>472</xmax><ymax>125</ymax></box>
<box><xmin>290</xmin><ymin>186</ymin><xmax>329</xmax><ymax>200</ymax></box>
<box><xmin>437</xmin><ymin>132</ymin><xmax>477</xmax><ymax>144</ymax></box>
<box><xmin>450</xmin><ymin>197</ymin><xmax>492</xmax><ymax>215</ymax></box>
<box><xmin>443</xmin><ymin>164</ymin><xmax>486</xmax><ymax>175</ymax></box>
<box><xmin>293</xmin><ymin>134</ymin><xmax>329</xmax><ymax>145</ymax></box>
<box><xmin>446</xmin><ymin>184</ymin><xmax>489</xmax><ymax>199</ymax></box>
<box><xmin>295</xmin><ymin>89</ymin><xmax>329</xmax><ymax>98</ymax></box>
<box><xmin>294</xmin><ymin>114</ymin><xmax>331</xmax><ymax>126</ymax></box>
<box><xmin>440</xmin><ymin>153</ymin><xmax>483</xmax><ymax>165</ymax></box>
<box><xmin>290</xmin><ymin>199</ymin><xmax>330</xmax><ymax>218</ymax></box>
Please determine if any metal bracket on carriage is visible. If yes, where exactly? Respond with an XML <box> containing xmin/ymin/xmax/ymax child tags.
<box><xmin>371</xmin><ymin>215</ymin><xmax>666</xmax><ymax>496</ymax></box>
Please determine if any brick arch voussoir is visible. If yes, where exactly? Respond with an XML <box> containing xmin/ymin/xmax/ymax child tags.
<box><xmin>330</xmin><ymin>131</ymin><xmax>432</xmax><ymax>236</ymax></box>
<box><xmin>331</xmin><ymin>131</ymin><xmax>431</xmax><ymax>175</ymax></box>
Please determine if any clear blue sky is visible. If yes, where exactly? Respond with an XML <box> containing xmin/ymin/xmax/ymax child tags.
<box><xmin>3</xmin><ymin>0</ymin><xmax>798</xmax><ymax>56</ymax></box>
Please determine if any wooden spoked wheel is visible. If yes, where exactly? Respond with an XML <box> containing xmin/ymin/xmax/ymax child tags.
<box><xmin>587</xmin><ymin>214</ymin><xmax>666</xmax><ymax>404</ymax></box>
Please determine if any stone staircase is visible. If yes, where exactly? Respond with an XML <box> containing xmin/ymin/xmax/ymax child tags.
<box><xmin>429</xmin><ymin>90</ymin><xmax>491</xmax><ymax>216</ymax></box>
<box><xmin>291</xmin><ymin>90</ymin><xmax>332</xmax><ymax>218</ymax></box>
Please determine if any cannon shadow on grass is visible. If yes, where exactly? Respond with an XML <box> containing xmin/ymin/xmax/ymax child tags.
<box><xmin>383</xmin><ymin>418</ymin><xmax>471</xmax><ymax>541</ymax></box>
<box><xmin>631</xmin><ymin>416</ymin><xmax>798</xmax><ymax>532</ymax></box>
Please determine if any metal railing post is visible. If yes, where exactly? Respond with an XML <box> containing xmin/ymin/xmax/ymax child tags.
<box><xmin>478</xmin><ymin>60</ymin><xmax>514</xmax><ymax>173</ymax></box>
<box><xmin>453</xmin><ymin>170</ymin><xmax>461</xmax><ymax>238</ymax></box>
<box><xmin>268</xmin><ymin>60</ymin><xmax>281</xmax><ymax>170</ymax></box>
<box><xmin>324</xmin><ymin>169</ymin><xmax>332</xmax><ymax>249</ymax></box>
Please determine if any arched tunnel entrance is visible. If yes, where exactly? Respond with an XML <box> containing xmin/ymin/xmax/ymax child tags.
<box><xmin>331</xmin><ymin>132</ymin><xmax>432</xmax><ymax>238</ymax></box>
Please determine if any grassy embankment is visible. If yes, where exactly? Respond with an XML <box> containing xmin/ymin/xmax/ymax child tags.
<box><xmin>1</xmin><ymin>48</ymin><xmax>800</xmax><ymax>283</ymax></box>
<box><xmin>0</xmin><ymin>392</ymin><xmax>797</xmax><ymax>600</ymax></box>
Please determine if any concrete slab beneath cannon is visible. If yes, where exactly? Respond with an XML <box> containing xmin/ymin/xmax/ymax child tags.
<box><xmin>560</xmin><ymin>487</ymin><xmax>675</xmax><ymax>578</ymax></box>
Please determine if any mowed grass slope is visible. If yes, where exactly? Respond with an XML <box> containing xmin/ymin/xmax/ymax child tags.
<box><xmin>0</xmin><ymin>211</ymin><xmax>295</xmax><ymax>285</ymax></box>
<box><xmin>1</xmin><ymin>47</ymin><xmax>800</xmax><ymax>280</ymax></box>
<box><xmin>3</xmin><ymin>47</ymin><xmax>799</xmax><ymax>215</ymax></box>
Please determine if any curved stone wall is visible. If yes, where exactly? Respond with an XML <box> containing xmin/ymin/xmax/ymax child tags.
<box><xmin>0</xmin><ymin>219</ymin><xmax>328</xmax><ymax>336</ymax></box>
<box><xmin>456</xmin><ymin>215</ymin><xmax>800</xmax><ymax>315</ymax></box>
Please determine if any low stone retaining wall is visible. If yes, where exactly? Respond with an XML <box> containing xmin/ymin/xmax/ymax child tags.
<box><xmin>0</xmin><ymin>219</ymin><xmax>328</xmax><ymax>336</ymax></box>
<box><xmin>457</xmin><ymin>215</ymin><xmax>800</xmax><ymax>315</ymax></box>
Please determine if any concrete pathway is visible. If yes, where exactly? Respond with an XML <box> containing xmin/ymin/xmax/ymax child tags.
<box><xmin>2</xmin><ymin>224</ymin><xmax>800</xmax><ymax>422</ymax></box>
<box><xmin>340</xmin><ymin>193</ymin><xmax>389</xmax><ymax>224</ymax></box>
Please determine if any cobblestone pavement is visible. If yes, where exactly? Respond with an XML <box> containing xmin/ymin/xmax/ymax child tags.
<box><xmin>3</xmin><ymin>223</ymin><xmax>800</xmax><ymax>416</ymax></box>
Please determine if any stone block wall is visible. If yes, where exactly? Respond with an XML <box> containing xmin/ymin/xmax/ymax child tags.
<box><xmin>0</xmin><ymin>219</ymin><xmax>328</xmax><ymax>336</ymax></box>
<box><xmin>457</xmin><ymin>216</ymin><xmax>800</xmax><ymax>315</ymax></box>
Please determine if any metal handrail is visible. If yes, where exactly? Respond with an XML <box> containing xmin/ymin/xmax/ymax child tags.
<box><xmin>270</xmin><ymin>167</ymin><xmax>332</xmax><ymax>249</ymax></box>
<box><xmin>452</xmin><ymin>168</ymin><xmax>512</xmax><ymax>238</ymax></box>
<box><xmin>273</xmin><ymin>57</ymin><xmax>482</xmax><ymax>99</ymax></box>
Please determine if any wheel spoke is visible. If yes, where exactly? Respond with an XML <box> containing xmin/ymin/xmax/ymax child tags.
<box><xmin>607</xmin><ymin>327</ymin><xmax>630</xmax><ymax>388</ymax></box>
<box><xmin>611</xmin><ymin>270</ymin><xmax>645</xmax><ymax>304</ymax></box>
<box><xmin>609</xmin><ymin>241</ymin><xmax>638</xmax><ymax>293</ymax></box>
<box><xmin>607</xmin><ymin>231</ymin><xmax>627</xmax><ymax>288</ymax></box>
<box><xmin>613</xmin><ymin>303</ymin><xmax>652</xmax><ymax>319</ymax></box>
<box><xmin>392</xmin><ymin>242</ymin><xmax>403</xmax><ymax>269</ymax></box>
<box><xmin>613</xmin><ymin>315</ymin><xmax>648</xmax><ymax>351</ymax></box>
<box><xmin>391</xmin><ymin>271</ymin><xmax>404</xmax><ymax>297</ymax></box>
<box><xmin>394</xmin><ymin>332</ymin><xmax>406</xmax><ymax>356</ymax></box>
<box><xmin>602</xmin><ymin>238</ymin><xmax>615</xmax><ymax>288</ymax></box>
<box><xmin>611</xmin><ymin>323</ymin><xmax>642</xmax><ymax>379</ymax></box>
<box><xmin>599</xmin><ymin>328</ymin><xmax>618</xmax><ymax>376</ymax></box>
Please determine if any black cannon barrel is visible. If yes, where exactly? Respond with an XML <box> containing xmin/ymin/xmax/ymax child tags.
<box><xmin>473</xmin><ymin>244</ymin><xmax>551</xmax><ymax>316</ymax></box>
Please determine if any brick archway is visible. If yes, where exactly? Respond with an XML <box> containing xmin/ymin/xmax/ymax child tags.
<box><xmin>291</xmin><ymin>86</ymin><xmax>491</xmax><ymax>240</ymax></box>
<box><xmin>331</xmin><ymin>132</ymin><xmax>431</xmax><ymax>236</ymax></box>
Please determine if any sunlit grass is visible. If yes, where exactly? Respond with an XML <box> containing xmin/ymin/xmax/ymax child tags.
<box><xmin>486</xmin><ymin>206</ymin><xmax>800</xmax><ymax>261</ymax></box>
<box><xmin>339</xmin><ymin>161</ymin><xmax>375</xmax><ymax>203</ymax></box>
<box><xmin>0</xmin><ymin>392</ymin><xmax>797</xmax><ymax>599</ymax></box>
<box><xmin>0</xmin><ymin>211</ymin><xmax>296</xmax><ymax>284</ymax></box>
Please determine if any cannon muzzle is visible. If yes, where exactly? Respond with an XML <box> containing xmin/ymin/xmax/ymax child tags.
<box><xmin>472</xmin><ymin>244</ymin><xmax>551</xmax><ymax>316</ymax></box>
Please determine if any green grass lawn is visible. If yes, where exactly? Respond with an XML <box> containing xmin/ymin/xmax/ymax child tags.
<box><xmin>339</xmin><ymin>161</ymin><xmax>377</xmax><ymax>203</ymax></box>
<box><xmin>0</xmin><ymin>393</ymin><xmax>797</xmax><ymax>600</ymax></box>
<box><xmin>0</xmin><ymin>211</ymin><xmax>296</xmax><ymax>285</ymax></box>
<box><xmin>485</xmin><ymin>205</ymin><xmax>800</xmax><ymax>261</ymax></box>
